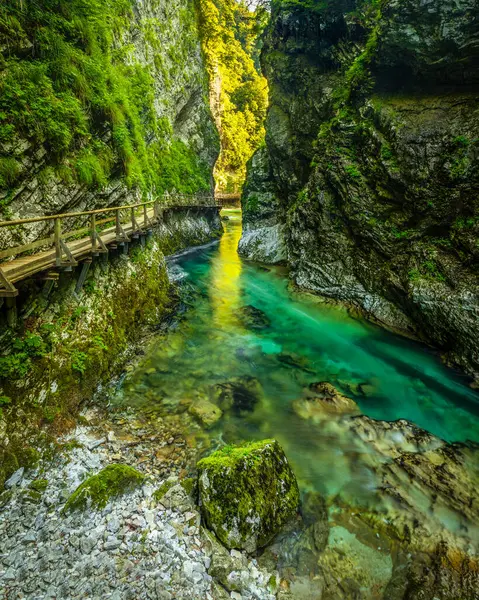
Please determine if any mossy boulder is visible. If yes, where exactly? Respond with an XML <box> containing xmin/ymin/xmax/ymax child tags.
<box><xmin>64</xmin><ymin>464</ymin><xmax>145</xmax><ymax>512</ymax></box>
<box><xmin>197</xmin><ymin>439</ymin><xmax>300</xmax><ymax>553</ymax></box>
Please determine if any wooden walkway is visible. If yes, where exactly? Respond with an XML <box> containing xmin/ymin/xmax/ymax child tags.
<box><xmin>0</xmin><ymin>195</ymin><xmax>218</xmax><ymax>298</ymax></box>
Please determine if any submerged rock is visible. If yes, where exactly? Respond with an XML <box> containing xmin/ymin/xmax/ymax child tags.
<box><xmin>188</xmin><ymin>398</ymin><xmax>223</xmax><ymax>429</ymax></box>
<box><xmin>277</xmin><ymin>352</ymin><xmax>315</xmax><ymax>374</ymax></box>
<box><xmin>197</xmin><ymin>440</ymin><xmax>300</xmax><ymax>553</ymax></box>
<box><xmin>239</xmin><ymin>305</ymin><xmax>271</xmax><ymax>330</ymax></box>
<box><xmin>213</xmin><ymin>376</ymin><xmax>264</xmax><ymax>413</ymax></box>
<box><xmin>293</xmin><ymin>382</ymin><xmax>360</xmax><ymax>420</ymax></box>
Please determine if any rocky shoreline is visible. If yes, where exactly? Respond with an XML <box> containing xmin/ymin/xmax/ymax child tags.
<box><xmin>0</xmin><ymin>408</ymin><xmax>279</xmax><ymax>600</ymax></box>
<box><xmin>2</xmin><ymin>382</ymin><xmax>478</xmax><ymax>599</ymax></box>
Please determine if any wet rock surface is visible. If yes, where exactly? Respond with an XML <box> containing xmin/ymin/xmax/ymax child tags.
<box><xmin>240</xmin><ymin>0</ymin><xmax>479</xmax><ymax>381</ymax></box>
<box><xmin>293</xmin><ymin>382</ymin><xmax>361</xmax><ymax>419</ymax></box>
<box><xmin>239</xmin><ymin>306</ymin><xmax>272</xmax><ymax>331</ymax></box>
<box><xmin>213</xmin><ymin>376</ymin><xmax>264</xmax><ymax>414</ymax></box>
<box><xmin>1</xmin><ymin>399</ymin><xmax>478</xmax><ymax>599</ymax></box>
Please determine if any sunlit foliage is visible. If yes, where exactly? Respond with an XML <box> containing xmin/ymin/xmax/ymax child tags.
<box><xmin>0</xmin><ymin>0</ymin><xmax>210</xmax><ymax>196</ymax></box>
<box><xmin>198</xmin><ymin>0</ymin><xmax>268</xmax><ymax>194</ymax></box>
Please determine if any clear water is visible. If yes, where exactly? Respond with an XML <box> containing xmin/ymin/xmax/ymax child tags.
<box><xmin>114</xmin><ymin>209</ymin><xmax>479</xmax><ymax>515</ymax></box>
<box><xmin>113</xmin><ymin>213</ymin><xmax>479</xmax><ymax>600</ymax></box>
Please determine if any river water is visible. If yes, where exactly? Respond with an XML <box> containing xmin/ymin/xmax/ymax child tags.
<box><xmin>112</xmin><ymin>210</ymin><xmax>479</xmax><ymax>589</ymax></box>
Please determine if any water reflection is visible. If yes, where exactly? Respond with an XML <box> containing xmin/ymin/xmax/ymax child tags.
<box><xmin>113</xmin><ymin>210</ymin><xmax>479</xmax><ymax>596</ymax></box>
<box><xmin>210</xmin><ymin>211</ymin><xmax>243</xmax><ymax>329</ymax></box>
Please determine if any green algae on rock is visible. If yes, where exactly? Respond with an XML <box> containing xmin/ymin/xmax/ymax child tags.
<box><xmin>64</xmin><ymin>464</ymin><xmax>145</xmax><ymax>512</ymax></box>
<box><xmin>189</xmin><ymin>398</ymin><xmax>223</xmax><ymax>429</ymax></box>
<box><xmin>197</xmin><ymin>439</ymin><xmax>300</xmax><ymax>553</ymax></box>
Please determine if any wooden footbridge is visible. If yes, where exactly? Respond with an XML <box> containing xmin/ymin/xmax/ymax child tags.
<box><xmin>0</xmin><ymin>195</ymin><xmax>218</xmax><ymax>302</ymax></box>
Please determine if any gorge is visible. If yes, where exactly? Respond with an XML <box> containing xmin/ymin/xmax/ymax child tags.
<box><xmin>0</xmin><ymin>1</ymin><xmax>478</xmax><ymax>599</ymax></box>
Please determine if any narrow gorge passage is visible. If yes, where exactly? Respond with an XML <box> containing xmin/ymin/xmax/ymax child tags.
<box><xmin>1</xmin><ymin>0</ymin><xmax>478</xmax><ymax>597</ymax></box>
<box><xmin>108</xmin><ymin>210</ymin><xmax>479</xmax><ymax>587</ymax></box>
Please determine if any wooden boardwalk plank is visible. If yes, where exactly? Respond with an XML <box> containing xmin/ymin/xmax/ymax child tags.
<box><xmin>0</xmin><ymin>202</ymin><xmax>217</xmax><ymax>294</ymax></box>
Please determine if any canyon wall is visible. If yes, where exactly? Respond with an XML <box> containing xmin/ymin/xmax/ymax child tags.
<box><xmin>0</xmin><ymin>0</ymin><xmax>222</xmax><ymax>483</ymax></box>
<box><xmin>240</xmin><ymin>0</ymin><xmax>479</xmax><ymax>380</ymax></box>
<box><xmin>0</xmin><ymin>0</ymin><xmax>219</xmax><ymax>247</ymax></box>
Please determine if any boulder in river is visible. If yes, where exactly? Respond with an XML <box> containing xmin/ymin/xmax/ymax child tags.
<box><xmin>238</xmin><ymin>305</ymin><xmax>271</xmax><ymax>330</ymax></box>
<box><xmin>189</xmin><ymin>398</ymin><xmax>223</xmax><ymax>429</ymax></box>
<box><xmin>213</xmin><ymin>376</ymin><xmax>263</xmax><ymax>413</ymax></box>
<box><xmin>197</xmin><ymin>439</ymin><xmax>300</xmax><ymax>553</ymax></box>
<box><xmin>293</xmin><ymin>382</ymin><xmax>360</xmax><ymax>420</ymax></box>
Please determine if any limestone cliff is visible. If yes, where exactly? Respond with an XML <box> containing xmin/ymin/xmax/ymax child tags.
<box><xmin>0</xmin><ymin>0</ymin><xmax>219</xmax><ymax>248</ymax></box>
<box><xmin>0</xmin><ymin>0</ymin><xmax>222</xmax><ymax>484</ymax></box>
<box><xmin>240</xmin><ymin>0</ymin><xmax>479</xmax><ymax>380</ymax></box>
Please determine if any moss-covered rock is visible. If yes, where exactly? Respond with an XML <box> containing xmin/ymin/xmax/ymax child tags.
<box><xmin>197</xmin><ymin>439</ymin><xmax>300</xmax><ymax>553</ymax></box>
<box><xmin>64</xmin><ymin>464</ymin><xmax>145</xmax><ymax>512</ymax></box>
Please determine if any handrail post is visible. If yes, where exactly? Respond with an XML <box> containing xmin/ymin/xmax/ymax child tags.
<box><xmin>131</xmin><ymin>207</ymin><xmax>139</xmax><ymax>232</ymax></box>
<box><xmin>54</xmin><ymin>218</ymin><xmax>62</xmax><ymax>267</ymax></box>
<box><xmin>144</xmin><ymin>205</ymin><xmax>148</xmax><ymax>228</ymax></box>
<box><xmin>91</xmin><ymin>214</ymin><xmax>97</xmax><ymax>253</ymax></box>
<box><xmin>115</xmin><ymin>210</ymin><xmax>121</xmax><ymax>239</ymax></box>
<box><xmin>154</xmin><ymin>201</ymin><xmax>159</xmax><ymax>220</ymax></box>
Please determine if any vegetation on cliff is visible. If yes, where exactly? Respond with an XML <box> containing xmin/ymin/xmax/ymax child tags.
<box><xmin>241</xmin><ymin>0</ymin><xmax>479</xmax><ymax>377</ymax></box>
<box><xmin>0</xmin><ymin>0</ymin><xmax>211</xmax><ymax>199</ymax></box>
<box><xmin>197</xmin><ymin>0</ymin><xmax>268</xmax><ymax>193</ymax></box>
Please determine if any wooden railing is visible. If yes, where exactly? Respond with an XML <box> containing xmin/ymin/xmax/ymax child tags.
<box><xmin>215</xmin><ymin>193</ymin><xmax>241</xmax><ymax>206</ymax></box>
<box><xmin>0</xmin><ymin>194</ymin><xmax>218</xmax><ymax>298</ymax></box>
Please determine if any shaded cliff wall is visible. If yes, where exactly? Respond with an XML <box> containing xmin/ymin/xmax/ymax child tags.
<box><xmin>240</xmin><ymin>0</ymin><xmax>479</xmax><ymax>379</ymax></box>
<box><xmin>0</xmin><ymin>208</ymin><xmax>222</xmax><ymax>488</ymax></box>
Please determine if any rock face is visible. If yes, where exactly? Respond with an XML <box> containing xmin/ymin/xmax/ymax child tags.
<box><xmin>0</xmin><ymin>0</ymin><xmax>219</xmax><ymax>248</ymax></box>
<box><xmin>188</xmin><ymin>398</ymin><xmax>223</xmax><ymax>429</ymax></box>
<box><xmin>240</xmin><ymin>0</ymin><xmax>479</xmax><ymax>380</ymax></box>
<box><xmin>197</xmin><ymin>439</ymin><xmax>300</xmax><ymax>553</ymax></box>
<box><xmin>0</xmin><ymin>207</ymin><xmax>222</xmax><ymax>488</ymax></box>
<box><xmin>259</xmin><ymin>416</ymin><xmax>479</xmax><ymax>600</ymax></box>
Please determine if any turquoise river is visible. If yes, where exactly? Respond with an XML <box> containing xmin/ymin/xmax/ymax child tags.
<box><xmin>113</xmin><ymin>210</ymin><xmax>479</xmax><ymax>591</ymax></box>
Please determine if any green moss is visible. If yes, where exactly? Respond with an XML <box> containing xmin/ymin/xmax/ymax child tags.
<box><xmin>0</xmin><ymin>451</ymin><xmax>19</xmax><ymax>489</ymax></box>
<box><xmin>64</xmin><ymin>464</ymin><xmax>145</xmax><ymax>512</ymax></box>
<box><xmin>22</xmin><ymin>489</ymin><xmax>43</xmax><ymax>504</ymax></box>
<box><xmin>180</xmin><ymin>477</ymin><xmax>196</xmax><ymax>496</ymax></box>
<box><xmin>0</xmin><ymin>157</ymin><xmax>22</xmax><ymax>188</ymax></box>
<box><xmin>29</xmin><ymin>479</ymin><xmax>48</xmax><ymax>493</ymax></box>
<box><xmin>197</xmin><ymin>439</ymin><xmax>300</xmax><ymax>550</ymax></box>
<box><xmin>198</xmin><ymin>439</ymin><xmax>275</xmax><ymax>470</ymax></box>
<box><xmin>153</xmin><ymin>479</ymin><xmax>176</xmax><ymax>502</ymax></box>
<box><xmin>344</xmin><ymin>164</ymin><xmax>361</xmax><ymax>179</ymax></box>
<box><xmin>197</xmin><ymin>0</ymin><xmax>267</xmax><ymax>193</ymax></box>
<box><xmin>0</xmin><ymin>0</ymin><xmax>212</xmax><ymax>196</ymax></box>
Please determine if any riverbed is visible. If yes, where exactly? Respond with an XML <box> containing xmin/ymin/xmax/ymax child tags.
<box><xmin>111</xmin><ymin>211</ymin><xmax>479</xmax><ymax>592</ymax></box>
